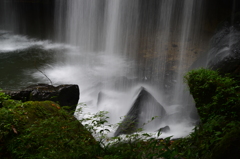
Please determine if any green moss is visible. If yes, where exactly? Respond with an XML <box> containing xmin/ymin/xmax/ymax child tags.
<box><xmin>0</xmin><ymin>100</ymin><xmax>101</xmax><ymax>158</ymax></box>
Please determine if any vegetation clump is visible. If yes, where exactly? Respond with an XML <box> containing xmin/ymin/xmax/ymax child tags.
<box><xmin>184</xmin><ymin>68</ymin><xmax>240</xmax><ymax>123</ymax></box>
<box><xmin>173</xmin><ymin>68</ymin><xmax>240</xmax><ymax>158</ymax></box>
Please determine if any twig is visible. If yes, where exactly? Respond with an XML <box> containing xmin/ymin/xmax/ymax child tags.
<box><xmin>35</xmin><ymin>67</ymin><xmax>53</xmax><ymax>85</ymax></box>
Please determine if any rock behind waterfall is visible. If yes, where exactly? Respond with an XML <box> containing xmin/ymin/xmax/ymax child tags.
<box><xmin>3</xmin><ymin>84</ymin><xmax>79</xmax><ymax>112</ymax></box>
<box><xmin>206</xmin><ymin>15</ymin><xmax>240</xmax><ymax>75</ymax></box>
<box><xmin>114</xmin><ymin>87</ymin><xmax>166</xmax><ymax>136</ymax></box>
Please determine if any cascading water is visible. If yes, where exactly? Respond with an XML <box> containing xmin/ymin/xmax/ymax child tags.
<box><xmin>53</xmin><ymin>0</ymin><xmax>142</xmax><ymax>131</ymax></box>
<box><xmin>52</xmin><ymin>0</ymin><xmax>204</xmax><ymax>137</ymax></box>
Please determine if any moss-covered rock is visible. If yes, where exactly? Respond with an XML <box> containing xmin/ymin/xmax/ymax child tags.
<box><xmin>0</xmin><ymin>100</ymin><xmax>101</xmax><ymax>158</ymax></box>
<box><xmin>4</xmin><ymin>84</ymin><xmax>80</xmax><ymax>113</ymax></box>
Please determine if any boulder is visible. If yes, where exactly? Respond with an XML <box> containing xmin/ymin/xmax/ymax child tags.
<box><xmin>3</xmin><ymin>84</ymin><xmax>79</xmax><ymax>112</ymax></box>
<box><xmin>157</xmin><ymin>125</ymin><xmax>170</xmax><ymax>133</ymax></box>
<box><xmin>206</xmin><ymin>15</ymin><xmax>240</xmax><ymax>75</ymax></box>
<box><xmin>114</xmin><ymin>87</ymin><xmax>166</xmax><ymax>136</ymax></box>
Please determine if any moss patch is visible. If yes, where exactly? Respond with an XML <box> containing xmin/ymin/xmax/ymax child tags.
<box><xmin>0</xmin><ymin>100</ymin><xmax>101</xmax><ymax>158</ymax></box>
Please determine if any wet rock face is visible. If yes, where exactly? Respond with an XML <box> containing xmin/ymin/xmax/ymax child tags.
<box><xmin>114</xmin><ymin>87</ymin><xmax>166</xmax><ymax>137</ymax></box>
<box><xmin>190</xmin><ymin>13</ymin><xmax>240</xmax><ymax>71</ymax></box>
<box><xmin>4</xmin><ymin>84</ymin><xmax>80</xmax><ymax>112</ymax></box>
<box><xmin>204</xmin><ymin>12</ymin><xmax>240</xmax><ymax>75</ymax></box>
<box><xmin>207</xmin><ymin>25</ymin><xmax>240</xmax><ymax>75</ymax></box>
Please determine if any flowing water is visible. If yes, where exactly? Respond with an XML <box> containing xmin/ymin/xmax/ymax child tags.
<box><xmin>0</xmin><ymin>0</ymin><xmax>209</xmax><ymax>138</ymax></box>
<box><xmin>53</xmin><ymin>0</ymin><xmax>204</xmax><ymax>138</ymax></box>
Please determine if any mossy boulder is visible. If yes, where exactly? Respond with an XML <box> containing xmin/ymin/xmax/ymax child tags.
<box><xmin>3</xmin><ymin>84</ymin><xmax>80</xmax><ymax>113</ymax></box>
<box><xmin>0</xmin><ymin>100</ymin><xmax>101</xmax><ymax>158</ymax></box>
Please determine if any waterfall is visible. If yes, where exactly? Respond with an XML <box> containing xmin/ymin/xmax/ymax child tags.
<box><xmin>0</xmin><ymin>1</ymin><xmax>17</xmax><ymax>31</ymax></box>
<box><xmin>53</xmin><ymin>0</ymin><xmax>204</xmax><ymax>137</ymax></box>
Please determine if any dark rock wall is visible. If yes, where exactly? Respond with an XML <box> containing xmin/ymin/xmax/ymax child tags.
<box><xmin>0</xmin><ymin>0</ymin><xmax>55</xmax><ymax>40</ymax></box>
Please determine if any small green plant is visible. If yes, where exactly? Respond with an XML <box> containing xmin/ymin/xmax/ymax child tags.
<box><xmin>0</xmin><ymin>90</ymin><xmax>10</xmax><ymax>105</ymax></box>
<box><xmin>75</xmin><ymin>104</ymin><xmax>180</xmax><ymax>159</ymax></box>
